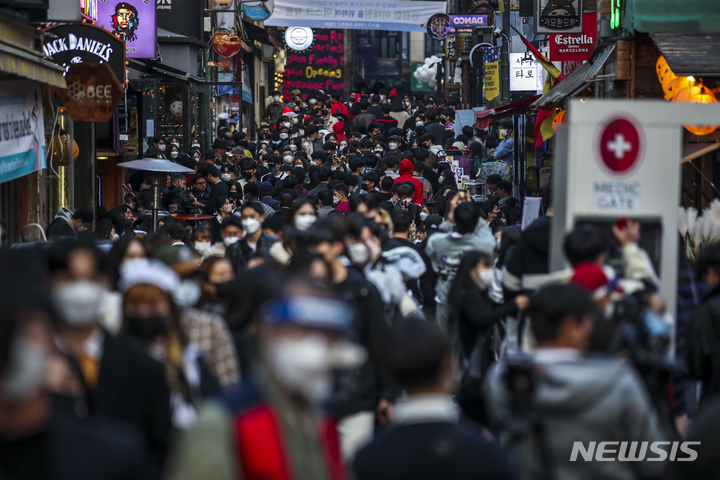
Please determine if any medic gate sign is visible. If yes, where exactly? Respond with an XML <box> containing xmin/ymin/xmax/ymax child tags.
<box><xmin>549</xmin><ymin>99</ymin><xmax>720</xmax><ymax>317</ymax></box>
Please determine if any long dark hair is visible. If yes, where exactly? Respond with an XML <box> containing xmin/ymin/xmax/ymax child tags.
<box><xmin>447</xmin><ymin>251</ymin><xmax>492</xmax><ymax>333</ymax></box>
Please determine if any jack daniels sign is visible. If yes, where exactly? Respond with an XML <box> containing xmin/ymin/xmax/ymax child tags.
<box><xmin>536</xmin><ymin>0</ymin><xmax>582</xmax><ymax>34</ymax></box>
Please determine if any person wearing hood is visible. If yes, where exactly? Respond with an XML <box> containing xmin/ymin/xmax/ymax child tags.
<box><xmin>46</xmin><ymin>207</ymin><xmax>94</xmax><ymax>239</ymax></box>
<box><xmin>484</xmin><ymin>284</ymin><xmax>666</xmax><ymax>480</ymax></box>
<box><xmin>333</xmin><ymin>115</ymin><xmax>347</xmax><ymax>142</ymax></box>
<box><xmin>393</xmin><ymin>159</ymin><xmax>424</xmax><ymax>205</ymax></box>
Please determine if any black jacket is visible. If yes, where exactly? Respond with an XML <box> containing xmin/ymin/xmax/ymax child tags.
<box><xmin>225</xmin><ymin>233</ymin><xmax>278</xmax><ymax>276</ymax></box>
<box><xmin>46</xmin><ymin>219</ymin><xmax>76</xmax><ymax>239</ymax></box>
<box><xmin>177</xmin><ymin>188</ymin><xmax>211</xmax><ymax>214</ymax></box>
<box><xmin>353</xmin><ymin>421</ymin><xmax>514</xmax><ymax>480</ymax></box>
<box><xmin>425</xmin><ymin>121</ymin><xmax>448</xmax><ymax>147</ymax></box>
<box><xmin>503</xmin><ymin>216</ymin><xmax>551</xmax><ymax>297</ymax></box>
<box><xmin>162</xmin><ymin>185</ymin><xmax>183</xmax><ymax>210</ymax></box>
<box><xmin>685</xmin><ymin>286</ymin><xmax>720</xmax><ymax>399</ymax></box>
<box><xmin>89</xmin><ymin>334</ymin><xmax>172</xmax><ymax>467</ymax></box>
<box><xmin>206</xmin><ymin>180</ymin><xmax>229</xmax><ymax>215</ymax></box>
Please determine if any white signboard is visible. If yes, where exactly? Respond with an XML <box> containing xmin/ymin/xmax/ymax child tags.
<box><xmin>509</xmin><ymin>52</ymin><xmax>544</xmax><ymax>92</ymax></box>
<box><xmin>0</xmin><ymin>82</ymin><xmax>46</xmax><ymax>184</ymax></box>
<box><xmin>550</xmin><ymin>100</ymin><xmax>720</xmax><ymax>315</ymax></box>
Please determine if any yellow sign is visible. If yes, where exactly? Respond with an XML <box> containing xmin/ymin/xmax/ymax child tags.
<box><xmin>483</xmin><ymin>46</ymin><xmax>500</xmax><ymax>101</ymax></box>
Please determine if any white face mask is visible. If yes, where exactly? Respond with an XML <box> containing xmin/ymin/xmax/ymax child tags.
<box><xmin>299</xmin><ymin>129</ymin><xmax>305</xmax><ymax>136</ymax></box>
<box><xmin>309</xmin><ymin>99</ymin><xmax>317</xmax><ymax>105</ymax></box>
<box><xmin>373</xmin><ymin>148</ymin><xmax>383</xmax><ymax>153</ymax></box>
<box><xmin>241</xmin><ymin>218</ymin><xmax>261</xmax><ymax>235</ymax></box>
<box><xmin>301</xmin><ymin>142</ymin><xmax>309</xmax><ymax>149</ymax></box>
<box><xmin>195</xmin><ymin>241</ymin><xmax>211</xmax><ymax>253</ymax></box>
<box><xmin>500</xmin><ymin>129</ymin><xmax>509</xmax><ymax>137</ymax></box>
<box><xmin>170</xmin><ymin>151</ymin><xmax>179</xmax><ymax>159</ymax></box>
<box><xmin>476</xmin><ymin>268</ymin><xmax>494</xmax><ymax>290</ymax></box>
<box><xmin>158</xmin><ymin>144</ymin><xmax>166</xmax><ymax>152</ymax></box>
<box><xmin>388</xmin><ymin>143</ymin><xmax>398</xmax><ymax>150</ymax></box>
<box><xmin>172</xmin><ymin>279</ymin><xmax>202</xmax><ymax>308</ymax></box>
<box><xmin>52</xmin><ymin>281</ymin><xmax>105</xmax><ymax>327</ymax></box>
<box><xmin>279</xmin><ymin>133</ymin><xmax>289</xmax><ymax>140</ymax></box>
<box><xmin>192</xmin><ymin>142</ymin><xmax>200</xmax><ymax>148</ymax></box>
<box><xmin>419</xmin><ymin>211</ymin><xmax>429</xmax><ymax>221</ymax></box>
<box><xmin>112</xmin><ymin>233</ymin><xmax>120</xmax><ymax>241</ymax></box>
<box><xmin>347</xmin><ymin>242</ymin><xmax>370</xmax><ymax>265</ymax></box>
<box><xmin>289</xmin><ymin>144</ymin><xmax>297</xmax><ymax>152</ymax></box>
<box><xmin>223</xmin><ymin>236</ymin><xmax>241</xmax><ymax>246</ymax></box>
<box><xmin>283</xmin><ymin>155</ymin><xmax>294</xmax><ymax>164</ymax></box>
<box><xmin>282</xmin><ymin>122</ymin><xmax>291</xmax><ymax>128</ymax></box>
<box><xmin>221</xmin><ymin>173</ymin><xmax>232</xmax><ymax>182</ymax></box>
<box><xmin>416</xmin><ymin>121</ymin><xmax>424</xmax><ymax>127</ymax></box>
<box><xmin>2</xmin><ymin>338</ymin><xmax>48</xmax><ymax>403</ymax></box>
<box><xmin>273</xmin><ymin>96</ymin><xmax>280</xmax><ymax>102</ymax></box>
<box><xmin>438</xmin><ymin>175</ymin><xmax>444</xmax><ymax>184</ymax></box>
<box><xmin>171</xmin><ymin>142</ymin><xmax>180</xmax><ymax>148</ymax></box>
<box><xmin>333</xmin><ymin>194</ymin><xmax>341</xmax><ymax>204</ymax></box>
<box><xmin>401</xmin><ymin>198</ymin><xmax>412</xmax><ymax>207</ymax></box>
<box><xmin>294</xmin><ymin>214</ymin><xmax>317</xmax><ymax>231</ymax></box>
<box><xmin>292</xmin><ymin>117</ymin><xmax>298</xmax><ymax>123</ymax></box>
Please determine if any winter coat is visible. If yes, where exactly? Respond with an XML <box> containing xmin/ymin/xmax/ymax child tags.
<box><xmin>46</xmin><ymin>207</ymin><xmax>76</xmax><ymax>239</ymax></box>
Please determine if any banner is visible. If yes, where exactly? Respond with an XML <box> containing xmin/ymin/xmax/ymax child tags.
<box><xmin>0</xmin><ymin>82</ymin><xmax>46</xmax><ymax>184</ymax></box>
<box><xmin>549</xmin><ymin>12</ymin><xmax>597</xmax><ymax>61</ymax></box>
<box><xmin>283</xmin><ymin>29</ymin><xmax>345</xmax><ymax>98</ymax></box>
<box><xmin>265</xmin><ymin>0</ymin><xmax>447</xmax><ymax>32</ymax></box>
<box><xmin>96</xmin><ymin>0</ymin><xmax>156</xmax><ymax>58</ymax></box>
<box><xmin>483</xmin><ymin>46</ymin><xmax>499</xmax><ymax>102</ymax></box>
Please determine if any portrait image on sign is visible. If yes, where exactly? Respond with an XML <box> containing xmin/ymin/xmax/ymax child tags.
<box><xmin>97</xmin><ymin>0</ymin><xmax>156</xmax><ymax>58</ymax></box>
<box><xmin>594</xmin><ymin>114</ymin><xmax>646</xmax><ymax>177</ymax></box>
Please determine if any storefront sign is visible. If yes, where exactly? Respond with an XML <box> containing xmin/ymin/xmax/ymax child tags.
<box><xmin>426</xmin><ymin>13</ymin><xmax>448</xmax><ymax>40</ymax></box>
<box><xmin>156</xmin><ymin>0</ymin><xmax>202</xmax><ymax>41</ymax></box>
<box><xmin>549</xmin><ymin>12</ymin><xmax>597</xmax><ymax>62</ymax></box>
<box><xmin>265</xmin><ymin>0</ymin><xmax>446</xmax><ymax>32</ymax></box>
<box><xmin>285</xmin><ymin>27</ymin><xmax>314</xmax><ymax>52</ymax></box>
<box><xmin>96</xmin><ymin>0</ymin><xmax>157</xmax><ymax>58</ymax></box>
<box><xmin>283</xmin><ymin>29</ymin><xmax>344</xmax><ymax>98</ymax></box>
<box><xmin>0</xmin><ymin>82</ymin><xmax>46</xmax><ymax>184</ymax></box>
<box><xmin>537</xmin><ymin>0</ymin><xmax>582</xmax><ymax>33</ymax></box>
<box><xmin>448</xmin><ymin>14</ymin><xmax>488</xmax><ymax>27</ymax></box>
<box><xmin>56</xmin><ymin>63</ymin><xmax>124</xmax><ymax>122</ymax></box>
<box><xmin>229</xmin><ymin>95</ymin><xmax>240</xmax><ymax>115</ymax></box>
<box><xmin>43</xmin><ymin>24</ymin><xmax>126</xmax><ymax>84</ymax></box>
<box><xmin>509</xmin><ymin>52</ymin><xmax>544</xmax><ymax>91</ymax></box>
<box><xmin>483</xmin><ymin>46</ymin><xmax>499</xmax><ymax>101</ymax></box>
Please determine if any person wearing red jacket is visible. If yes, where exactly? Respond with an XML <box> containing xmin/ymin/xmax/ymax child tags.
<box><xmin>330</xmin><ymin>93</ymin><xmax>350</xmax><ymax>119</ymax></box>
<box><xmin>393</xmin><ymin>158</ymin><xmax>424</xmax><ymax>205</ymax></box>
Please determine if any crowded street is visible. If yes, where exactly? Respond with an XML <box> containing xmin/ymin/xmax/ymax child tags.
<box><xmin>1</xmin><ymin>0</ymin><xmax>720</xmax><ymax>478</ymax></box>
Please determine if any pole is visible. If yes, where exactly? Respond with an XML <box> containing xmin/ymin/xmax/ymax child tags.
<box><xmin>501</xmin><ymin>10</ymin><xmax>511</xmax><ymax>102</ymax></box>
<box><xmin>69</xmin><ymin>119</ymin><xmax>75</xmax><ymax>210</ymax></box>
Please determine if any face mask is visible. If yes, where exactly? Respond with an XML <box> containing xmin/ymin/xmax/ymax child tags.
<box><xmin>221</xmin><ymin>204</ymin><xmax>234</xmax><ymax>214</ymax></box>
<box><xmin>158</xmin><ymin>144</ymin><xmax>166</xmax><ymax>152</ymax></box>
<box><xmin>373</xmin><ymin>148</ymin><xmax>383</xmax><ymax>153</ymax></box>
<box><xmin>223</xmin><ymin>236</ymin><xmax>241</xmax><ymax>246</ymax></box>
<box><xmin>171</xmin><ymin>142</ymin><xmax>180</xmax><ymax>148</ymax></box>
<box><xmin>420</xmin><ymin>211</ymin><xmax>429</xmax><ymax>221</ymax></box>
<box><xmin>241</xmin><ymin>218</ymin><xmax>261</xmax><ymax>235</ymax></box>
<box><xmin>124</xmin><ymin>316</ymin><xmax>166</xmax><ymax>342</ymax></box>
<box><xmin>195</xmin><ymin>241</ymin><xmax>211</xmax><ymax>253</ymax></box>
<box><xmin>292</xmin><ymin>117</ymin><xmax>298</xmax><ymax>123</ymax></box>
<box><xmin>438</xmin><ymin>175</ymin><xmax>444</xmax><ymax>184</ymax></box>
<box><xmin>500</xmin><ymin>129</ymin><xmax>509</xmax><ymax>137</ymax></box>
<box><xmin>347</xmin><ymin>242</ymin><xmax>370</xmax><ymax>265</ymax></box>
<box><xmin>476</xmin><ymin>268</ymin><xmax>494</xmax><ymax>290</ymax></box>
<box><xmin>333</xmin><ymin>194</ymin><xmax>341</xmax><ymax>204</ymax></box>
<box><xmin>172</xmin><ymin>280</ymin><xmax>201</xmax><ymax>308</ymax></box>
<box><xmin>77</xmin><ymin>226</ymin><xmax>87</xmax><ymax>233</ymax></box>
<box><xmin>112</xmin><ymin>233</ymin><xmax>120</xmax><ymax>241</ymax></box>
<box><xmin>301</xmin><ymin>142</ymin><xmax>309</xmax><ymax>149</ymax></box>
<box><xmin>416</xmin><ymin>121</ymin><xmax>424</xmax><ymax>127</ymax></box>
<box><xmin>388</xmin><ymin>143</ymin><xmax>398</xmax><ymax>150</ymax></box>
<box><xmin>221</xmin><ymin>173</ymin><xmax>232</xmax><ymax>182</ymax></box>
<box><xmin>2</xmin><ymin>338</ymin><xmax>48</xmax><ymax>403</ymax></box>
<box><xmin>380</xmin><ymin>95</ymin><xmax>386</xmax><ymax>101</ymax></box>
<box><xmin>243</xmin><ymin>171</ymin><xmax>254</xmax><ymax>180</ymax></box>
<box><xmin>279</xmin><ymin>133</ymin><xmax>289</xmax><ymax>140</ymax></box>
<box><xmin>362</xmin><ymin>183</ymin><xmax>370</xmax><ymax>192</ymax></box>
<box><xmin>52</xmin><ymin>281</ymin><xmax>105</xmax><ymax>327</ymax></box>
<box><xmin>170</xmin><ymin>151</ymin><xmax>179</xmax><ymax>159</ymax></box>
<box><xmin>192</xmin><ymin>142</ymin><xmax>200</xmax><ymax>148</ymax></box>
<box><xmin>289</xmin><ymin>144</ymin><xmax>297</xmax><ymax>152</ymax></box>
<box><xmin>282</xmin><ymin>122</ymin><xmax>290</xmax><ymax>128</ymax></box>
<box><xmin>299</xmin><ymin>129</ymin><xmax>305</xmax><ymax>136</ymax></box>
<box><xmin>283</xmin><ymin>155</ymin><xmax>294</xmax><ymax>164</ymax></box>
<box><xmin>294</xmin><ymin>214</ymin><xmax>317</xmax><ymax>231</ymax></box>
<box><xmin>273</xmin><ymin>96</ymin><xmax>280</xmax><ymax>102</ymax></box>
<box><xmin>401</xmin><ymin>198</ymin><xmax>412</xmax><ymax>207</ymax></box>
<box><xmin>309</xmin><ymin>99</ymin><xmax>317</xmax><ymax>105</ymax></box>
<box><xmin>265</xmin><ymin>335</ymin><xmax>333</xmax><ymax>403</ymax></box>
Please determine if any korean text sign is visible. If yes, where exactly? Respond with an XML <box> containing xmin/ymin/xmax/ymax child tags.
<box><xmin>96</xmin><ymin>0</ymin><xmax>156</xmax><ymax>58</ymax></box>
<box><xmin>265</xmin><ymin>0</ymin><xmax>446</xmax><ymax>32</ymax></box>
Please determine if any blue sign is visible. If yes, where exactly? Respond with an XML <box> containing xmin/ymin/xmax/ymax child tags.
<box><xmin>448</xmin><ymin>14</ymin><xmax>488</xmax><ymax>27</ymax></box>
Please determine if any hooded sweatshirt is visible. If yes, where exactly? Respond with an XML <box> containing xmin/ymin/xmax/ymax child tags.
<box><xmin>485</xmin><ymin>355</ymin><xmax>666</xmax><ymax>480</ymax></box>
<box><xmin>393</xmin><ymin>159</ymin><xmax>424</xmax><ymax>205</ymax></box>
<box><xmin>46</xmin><ymin>207</ymin><xmax>77</xmax><ymax>239</ymax></box>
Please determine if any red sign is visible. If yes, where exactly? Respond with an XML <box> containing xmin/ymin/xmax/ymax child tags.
<box><xmin>549</xmin><ymin>13</ymin><xmax>597</xmax><ymax>62</ymax></box>
<box><xmin>229</xmin><ymin>95</ymin><xmax>240</xmax><ymax>115</ymax></box>
<box><xmin>595</xmin><ymin>115</ymin><xmax>645</xmax><ymax>177</ymax></box>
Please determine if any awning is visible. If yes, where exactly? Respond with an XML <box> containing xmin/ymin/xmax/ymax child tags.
<box><xmin>633</xmin><ymin>0</ymin><xmax>720</xmax><ymax>34</ymax></box>
<box><xmin>532</xmin><ymin>44</ymin><xmax>615</xmax><ymax>108</ymax></box>
<box><xmin>473</xmin><ymin>95</ymin><xmax>541</xmax><ymax>129</ymax></box>
<box><xmin>128</xmin><ymin>59</ymin><xmax>204</xmax><ymax>84</ymax></box>
<box><xmin>682</xmin><ymin>142</ymin><xmax>720</xmax><ymax>164</ymax></box>
<box><xmin>651</xmin><ymin>33</ymin><xmax>720</xmax><ymax>77</ymax></box>
<box><xmin>242</xmin><ymin>20</ymin><xmax>279</xmax><ymax>50</ymax></box>
<box><xmin>0</xmin><ymin>43</ymin><xmax>66</xmax><ymax>88</ymax></box>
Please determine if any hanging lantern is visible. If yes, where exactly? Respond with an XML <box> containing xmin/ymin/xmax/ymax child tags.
<box><xmin>674</xmin><ymin>85</ymin><xmax>719</xmax><ymax>136</ymax></box>
<box><xmin>656</xmin><ymin>56</ymin><xmax>668</xmax><ymax>76</ymax></box>
<box><xmin>658</xmin><ymin>66</ymin><xmax>676</xmax><ymax>90</ymax></box>
<box><xmin>552</xmin><ymin>109</ymin><xmax>566</xmax><ymax>133</ymax></box>
<box><xmin>50</xmin><ymin>134</ymin><xmax>80</xmax><ymax>166</ymax></box>
<box><xmin>664</xmin><ymin>76</ymin><xmax>695</xmax><ymax>101</ymax></box>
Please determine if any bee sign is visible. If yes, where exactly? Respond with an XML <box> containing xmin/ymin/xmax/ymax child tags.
<box><xmin>55</xmin><ymin>63</ymin><xmax>123</xmax><ymax>122</ymax></box>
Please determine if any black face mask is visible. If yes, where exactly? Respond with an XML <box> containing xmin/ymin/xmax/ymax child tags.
<box><xmin>124</xmin><ymin>316</ymin><xmax>166</xmax><ymax>342</ymax></box>
<box><xmin>362</xmin><ymin>183</ymin><xmax>370</xmax><ymax>191</ymax></box>
<box><xmin>229</xmin><ymin>191</ymin><xmax>240</xmax><ymax>199</ymax></box>
<box><xmin>243</xmin><ymin>171</ymin><xmax>254</xmax><ymax>180</ymax></box>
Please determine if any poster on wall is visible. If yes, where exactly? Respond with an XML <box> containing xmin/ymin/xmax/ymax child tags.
<box><xmin>549</xmin><ymin>12</ymin><xmax>597</xmax><ymax>61</ymax></box>
<box><xmin>282</xmin><ymin>29</ymin><xmax>344</xmax><ymax>99</ymax></box>
<box><xmin>96</xmin><ymin>0</ymin><xmax>156</xmax><ymax>58</ymax></box>
<box><xmin>536</xmin><ymin>0</ymin><xmax>582</xmax><ymax>33</ymax></box>
<box><xmin>0</xmin><ymin>82</ymin><xmax>46</xmax><ymax>184</ymax></box>
<box><xmin>266</xmin><ymin>0</ymin><xmax>446</xmax><ymax>32</ymax></box>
